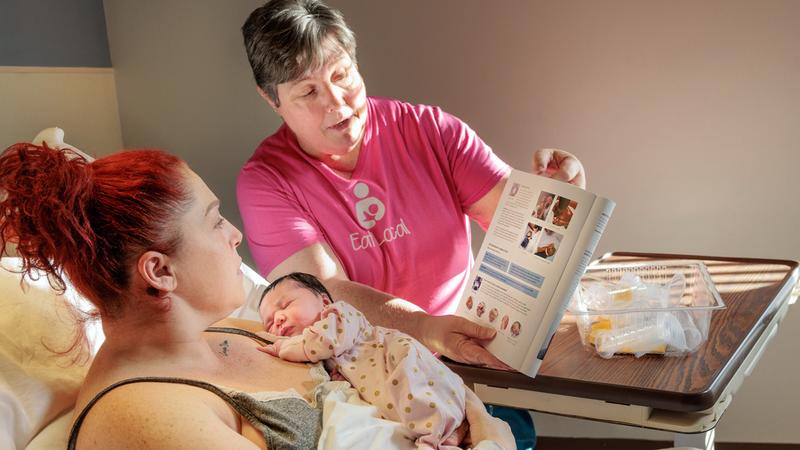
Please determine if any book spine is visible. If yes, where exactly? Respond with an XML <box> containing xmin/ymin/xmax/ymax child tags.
<box><xmin>520</xmin><ymin>197</ymin><xmax>616</xmax><ymax>376</ymax></box>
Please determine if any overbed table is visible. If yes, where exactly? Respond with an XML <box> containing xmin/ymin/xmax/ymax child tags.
<box><xmin>446</xmin><ymin>252</ymin><xmax>799</xmax><ymax>450</ymax></box>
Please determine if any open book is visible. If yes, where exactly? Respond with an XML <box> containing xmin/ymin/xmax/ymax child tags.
<box><xmin>455</xmin><ymin>169</ymin><xmax>615</xmax><ymax>378</ymax></box>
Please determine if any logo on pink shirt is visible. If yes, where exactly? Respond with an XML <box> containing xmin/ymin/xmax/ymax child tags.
<box><xmin>353</xmin><ymin>182</ymin><xmax>385</xmax><ymax>229</ymax></box>
<box><xmin>350</xmin><ymin>182</ymin><xmax>411</xmax><ymax>251</ymax></box>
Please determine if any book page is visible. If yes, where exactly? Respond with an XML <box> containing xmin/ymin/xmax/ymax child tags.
<box><xmin>521</xmin><ymin>196</ymin><xmax>614</xmax><ymax>376</ymax></box>
<box><xmin>454</xmin><ymin>169</ymin><xmax>612</xmax><ymax>373</ymax></box>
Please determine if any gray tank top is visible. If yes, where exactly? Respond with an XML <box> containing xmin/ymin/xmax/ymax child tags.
<box><xmin>67</xmin><ymin>327</ymin><xmax>323</xmax><ymax>450</ymax></box>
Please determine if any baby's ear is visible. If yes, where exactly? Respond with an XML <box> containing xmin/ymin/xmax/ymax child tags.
<box><xmin>321</xmin><ymin>294</ymin><xmax>333</xmax><ymax>306</ymax></box>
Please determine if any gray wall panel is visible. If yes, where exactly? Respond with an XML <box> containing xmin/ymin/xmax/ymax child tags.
<box><xmin>0</xmin><ymin>0</ymin><xmax>111</xmax><ymax>67</ymax></box>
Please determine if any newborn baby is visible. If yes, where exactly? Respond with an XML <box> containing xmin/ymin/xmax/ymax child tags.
<box><xmin>258</xmin><ymin>272</ymin><xmax>466</xmax><ymax>449</ymax></box>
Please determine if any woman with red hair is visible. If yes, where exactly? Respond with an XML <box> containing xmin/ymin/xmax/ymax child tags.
<box><xmin>0</xmin><ymin>143</ymin><xmax>515</xmax><ymax>450</ymax></box>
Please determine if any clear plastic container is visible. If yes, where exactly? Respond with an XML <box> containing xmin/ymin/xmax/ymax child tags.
<box><xmin>567</xmin><ymin>260</ymin><xmax>726</xmax><ymax>358</ymax></box>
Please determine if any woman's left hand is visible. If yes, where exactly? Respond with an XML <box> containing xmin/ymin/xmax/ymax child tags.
<box><xmin>532</xmin><ymin>148</ymin><xmax>586</xmax><ymax>188</ymax></box>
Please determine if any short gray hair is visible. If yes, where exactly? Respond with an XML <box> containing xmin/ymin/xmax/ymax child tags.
<box><xmin>242</xmin><ymin>0</ymin><xmax>357</xmax><ymax>106</ymax></box>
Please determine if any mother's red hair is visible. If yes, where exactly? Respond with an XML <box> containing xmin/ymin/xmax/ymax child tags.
<box><xmin>0</xmin><ymin>143</ymin><xmax>191</xmax><ymax>318</ymax></box>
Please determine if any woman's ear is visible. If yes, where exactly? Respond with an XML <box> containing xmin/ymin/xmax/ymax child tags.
<box><xmin>256</xmin><ymin>86</ymin><xmax>280</xmax><ymax>112</ymax></box>
<box><xmin>137</xmin><ymin>250</ymin><xmax>178</xmax><ymax>296</ymax></box>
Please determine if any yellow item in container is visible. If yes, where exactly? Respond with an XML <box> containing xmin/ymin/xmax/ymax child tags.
<box><xmin>611</xmin><ymin>288</ymin><xmax>634</xmax><ymax>302</ymax></box>
<box><xmin>594</xmin><ymin>324</ymin><xmax>673</xmax><ymax>357</ymax></box>
<box><xmin>619</xmin><ymin>344</ymin><xmax>667</xmax><ymax>354</ymax></box>
<box><xmin>589</xmin><ymin>319</ymin><xmax>667</xmax><ymax>354</ymax></box>
<box><xmin>588</xmin><ymin>318</ymin><xmax>612</xmax><ymax>345</ymax></box>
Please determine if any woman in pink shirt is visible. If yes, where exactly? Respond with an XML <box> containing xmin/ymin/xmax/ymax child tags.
<box><xmin>238</xmin><ymin>0</ymin><xmax>585</xmax><ymax>377</ymax></box>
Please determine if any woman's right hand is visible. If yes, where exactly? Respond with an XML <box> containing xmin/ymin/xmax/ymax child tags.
<box><xmin>463</xmin><ymin>389</ymin><xmax>516</xmax><ymax>450</ymax></box>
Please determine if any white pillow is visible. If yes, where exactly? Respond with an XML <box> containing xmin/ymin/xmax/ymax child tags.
<box><xmin>228</xmin><ymin>262</ymin><xmax>269</xmax><ymax>322</ymax></box>
<box><xmin>0</xmin><ymin>257</ymin><xmax>97</xmax><ymax>449</ymax></box>
<box><xmin>24</xmin><ymin>409</ymin><xmax>73</xmax><ymax>450</ymax></box>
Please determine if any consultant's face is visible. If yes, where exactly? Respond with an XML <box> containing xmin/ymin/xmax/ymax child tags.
<box><xmin>272</xmin><ymin>46</ymin><xmax>367</xmax><ymax>161</ymax></box>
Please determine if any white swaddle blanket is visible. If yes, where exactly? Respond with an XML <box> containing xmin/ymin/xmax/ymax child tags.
<box><xmin>317</xmin><ymin>381</ymin><xmax>416</xmax><ymax>450</ymax></box>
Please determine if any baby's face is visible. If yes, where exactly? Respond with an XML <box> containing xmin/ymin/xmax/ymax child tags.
<box><xmin>258</xmin><ymin>281</ymin><xmax>325</xmax><ymax>336</ymax></box>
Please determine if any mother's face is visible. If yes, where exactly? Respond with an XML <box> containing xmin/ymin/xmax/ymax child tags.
<box><xmin>170</xmin><ymin>169</ymin><xmax>245</xmax><ymax>317</ymax></box>
<box><xmin>269</xmin><ymin>46</ymin><xmax>368</xmax><ymax>165</ymax></box>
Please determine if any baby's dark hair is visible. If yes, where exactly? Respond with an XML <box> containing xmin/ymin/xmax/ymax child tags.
<box><xmin>259</xmin><ymin>272</ymin><xmax>332</xmax><ymax>308</ymax></box>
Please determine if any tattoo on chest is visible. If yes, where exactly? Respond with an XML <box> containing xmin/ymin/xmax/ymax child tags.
<box><xmin>220</xmin><ymin>340</ymin><xmax>229</xmax><ymax>356</ymax></box>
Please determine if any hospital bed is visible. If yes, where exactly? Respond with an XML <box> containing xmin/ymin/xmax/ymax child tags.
<box><xmin>1</xmin><ymin>129</ymin><xmax>703</xmax><ymax>449</ymax></box>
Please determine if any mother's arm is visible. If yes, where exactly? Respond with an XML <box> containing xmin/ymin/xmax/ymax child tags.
<box><xmin>75</xmin><ymin>382</ymin><xmax>261</xmax><ymax>449</ymax></box>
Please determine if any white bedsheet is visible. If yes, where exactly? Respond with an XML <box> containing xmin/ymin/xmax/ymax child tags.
<box><xmin>23</xmin><ymin>409</ymin><xmax>72</xmax><ymax>450</ymax></box>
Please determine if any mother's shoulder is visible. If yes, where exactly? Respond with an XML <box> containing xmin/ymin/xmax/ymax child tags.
<box><xmin>72</xmin><ymin>381</ymin><xmax>242</xmax><ymax>449</ymax></box>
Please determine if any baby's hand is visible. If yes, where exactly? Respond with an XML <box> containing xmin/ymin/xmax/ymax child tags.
<box><xmin>256</xmin><ymin>339</ymin><xmax>283</xmax><ymax>357</ymax></box>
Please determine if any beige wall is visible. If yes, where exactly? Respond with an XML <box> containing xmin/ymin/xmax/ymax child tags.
<box><xmin>104</xmin><ymin>0</ymin><xmax>800</xmax><ymax>443</ymax></box>
<box><xmin>0</xmin><ymin>67</ymin><xmax>122</xmax><ymax>156</ymax></box>
<box><xmin>103</xmin><ymin>1</ymin><xmax>274</xmax><ymax>242</ymax></box>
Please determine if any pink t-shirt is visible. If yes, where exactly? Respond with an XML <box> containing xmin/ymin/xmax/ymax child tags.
<box><xmin>237</xmin><ymin>97</ymin><xmax>509</xmax><ymax>315</ymax></box>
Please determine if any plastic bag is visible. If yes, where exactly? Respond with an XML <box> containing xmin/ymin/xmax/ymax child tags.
<box><xmin>574</xmin><ymin>271</ymin><xmax>704</xmax><ymax>358</ymax></box>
